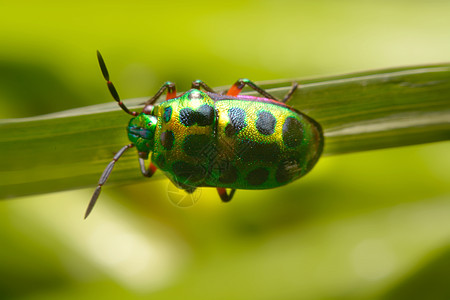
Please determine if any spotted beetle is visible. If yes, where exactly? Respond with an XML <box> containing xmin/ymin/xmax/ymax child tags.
<box><xmin>85</xmin><ymin>51</ymin><xmax>323</xmax><ymax>218</ymax></box>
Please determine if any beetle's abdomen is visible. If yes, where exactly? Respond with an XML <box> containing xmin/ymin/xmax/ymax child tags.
<box><xmin>206</xmin><ymin>100</ymin><xmax>323</xmax><ymax>189</ymax></box>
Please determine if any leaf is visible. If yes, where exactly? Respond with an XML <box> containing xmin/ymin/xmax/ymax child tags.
<box><xmin>1</xmin><ymin>64</ymin><xmax>449</xmax><ymax>199</ymax></box>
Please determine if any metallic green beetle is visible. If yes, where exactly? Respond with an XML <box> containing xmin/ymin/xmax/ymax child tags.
<box><xmin>85</xmin><ymin>51</ymin><xmax>323</xmax><ymax>218</ymax></box>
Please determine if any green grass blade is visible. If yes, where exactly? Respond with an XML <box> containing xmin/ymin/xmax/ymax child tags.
<box><xmin>1</xmin><ymin>64</ymin><xmax>449</xmax><ymax>199</ymax></box>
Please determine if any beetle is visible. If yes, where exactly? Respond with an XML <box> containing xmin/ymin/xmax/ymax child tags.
<box><xmin>85</xmin><ymin>51</ymin><xmax>324</xmax><ymax>218</ymax></box>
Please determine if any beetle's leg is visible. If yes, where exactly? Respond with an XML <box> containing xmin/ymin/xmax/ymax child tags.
<box><xmin>85</xmin><ymin>143</ymin><xmax>134</xmax><ymax>219</ymax></box>
<box><xmin>281</xmin><ymin>82</ymin><xmax>299</xmax><ymax>103</ymax></box>
<box><xmin>216</xmin><ymin>187</ymin><xmax>236</xmax><ymax>202</ymax></box>
<box><xmin>227</xmin><ymin>78</ymin><xmax>278</xmax><ymax>100</ymax></box>
<box><xmin>139</xmin><ymin>158</ymin><xmax>157</xmax><ymax>177</ymax></box>
<box><xmin>178</xmin><ymin>183</ymin><xmax>197</xmax><ymax>194</ymax></box>
<box><xmin>171</xmin><ymin>179</ymin><xmax>197</xmax><ymax>195</ymax></box>
<box><xmin>145</xmin><ymin>81</ymin><xmax>177</xmax><ymax>105</ymax></box>
<box><xmin>191</xmin><ymin>80</ymin><xmax>217</xmax><ymax>93</ymax></box>
<box><xmin>227</xmin><ymin>78</ymin><xmax>299</xmax><ymax>104</ymax></box>
<box><xmin>97</xmin><ymin>51</ymin><xmax>137</xmax><ymax>116</ymax></box>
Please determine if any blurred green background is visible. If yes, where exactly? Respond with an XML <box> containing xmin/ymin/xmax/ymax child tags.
<box><xmin>0</xmin><ymin>1</ymin><xmax>449</xmax><ymax>299</ymax></box>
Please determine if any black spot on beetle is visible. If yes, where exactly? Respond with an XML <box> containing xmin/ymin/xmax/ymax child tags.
<box><xmin>179</xmin><ymin>108</ymin><xmax>196</xmax><ymax>126</ymax></box>
<box><xmin>163</xmin><ymin>106</ymin><xmax>172</xmax><ymax>123</ymax></box>
<box><xmin>224</xmin><ymin>124</ymin><xmax>235</xmax><ymax>136</ymax></box>
<box><xmin>276</xmin><ymin>157</ymin><xmax>300</xmax><ymax>183</ymax></box>
<box><xmin>225</xmin><ymin>107</ymin><xmax>246</xmax><ymax>136</ymax></box>
<box><xmin>182</xmin><ymin>134</ymin><xmax>211</xmax><ymax>157</ymax></box>
<box><xmin>160</xmin><ymin>131</ymin><xmax>175</xmax><ymax>150</ymax></box>
<box><xmin>172</xmin><ymin>161</ymin><xmax>205</xmax><ymax>182</ymax></box>
<box><xmin>237</xmin><ymin>139</ymin><xmax>280</xmax><ymax>163</ymax></box>
<box><xmin>282</xmin><ymin>117</ymin><xmax>303</xmax><ymax>148</ymax></box>
<box><xmin>154</xmin><ymin>154</ymin><xmax>167</xmax><ymax>170</ymax></box>
<box><xmin>196</xmin><ymin>104</ymin><xmax>215</xmax><ymax>126</ymax></box>
<box><xmin>256</xmin><ymin>110</ymin><xmax>276</xmax><ymax>135</ymax></box>
<box><xmin>180</xmin><ymin>105</ymin><xmax>215</xmax><ymax>127</ymax></box>
<box><xmin>218</xmin><ymin>164</ymin><xmax>238</xmax><ymax>184</ymax></box>
<box><xmin>246</xmin><ymin>167</ymin><xmax>269</xmax><ymax>185</ymax></box>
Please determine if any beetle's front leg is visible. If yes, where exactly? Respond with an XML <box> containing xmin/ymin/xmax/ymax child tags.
<box><xmin>145</xmin><ymin>81</ymin><xmax>177</xmax><ymax>106</ymax></box>
<box><xmin>191</xmin><ymin>80</ymin><xmax>218</xmax><ymax>93</ymax></box>
<box><xmin>139</xmin><ymin>158</ymin><xmax>157</xmax><ymax>177</ymax></box>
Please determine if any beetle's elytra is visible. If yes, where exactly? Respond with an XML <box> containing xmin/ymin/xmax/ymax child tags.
<box><xmin>85</xmin><ymin>51</ymin><xmax>323</xmax><ymax>218</ymax></box>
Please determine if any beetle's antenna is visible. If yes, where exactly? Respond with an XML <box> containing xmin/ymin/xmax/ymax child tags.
<box><xmin>85</xmin><ymin>144</ymin><xmax>134</xmax><ymax>219</ymax></box>
<box><xmin>281</xmin><ymin>82</ymin><xmax>299</xmax><ymax>103</ymax></box>
<box><xmin>97</xmin><ymin>51</ymin><xmax>138</xmax><ymax>116</ymax></box>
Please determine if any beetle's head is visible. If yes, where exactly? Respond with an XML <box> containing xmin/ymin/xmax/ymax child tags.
<box><xmin>127</xmin><ymin>108</ymin><xmax>157</xmax><ymax>158</ymax></box>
